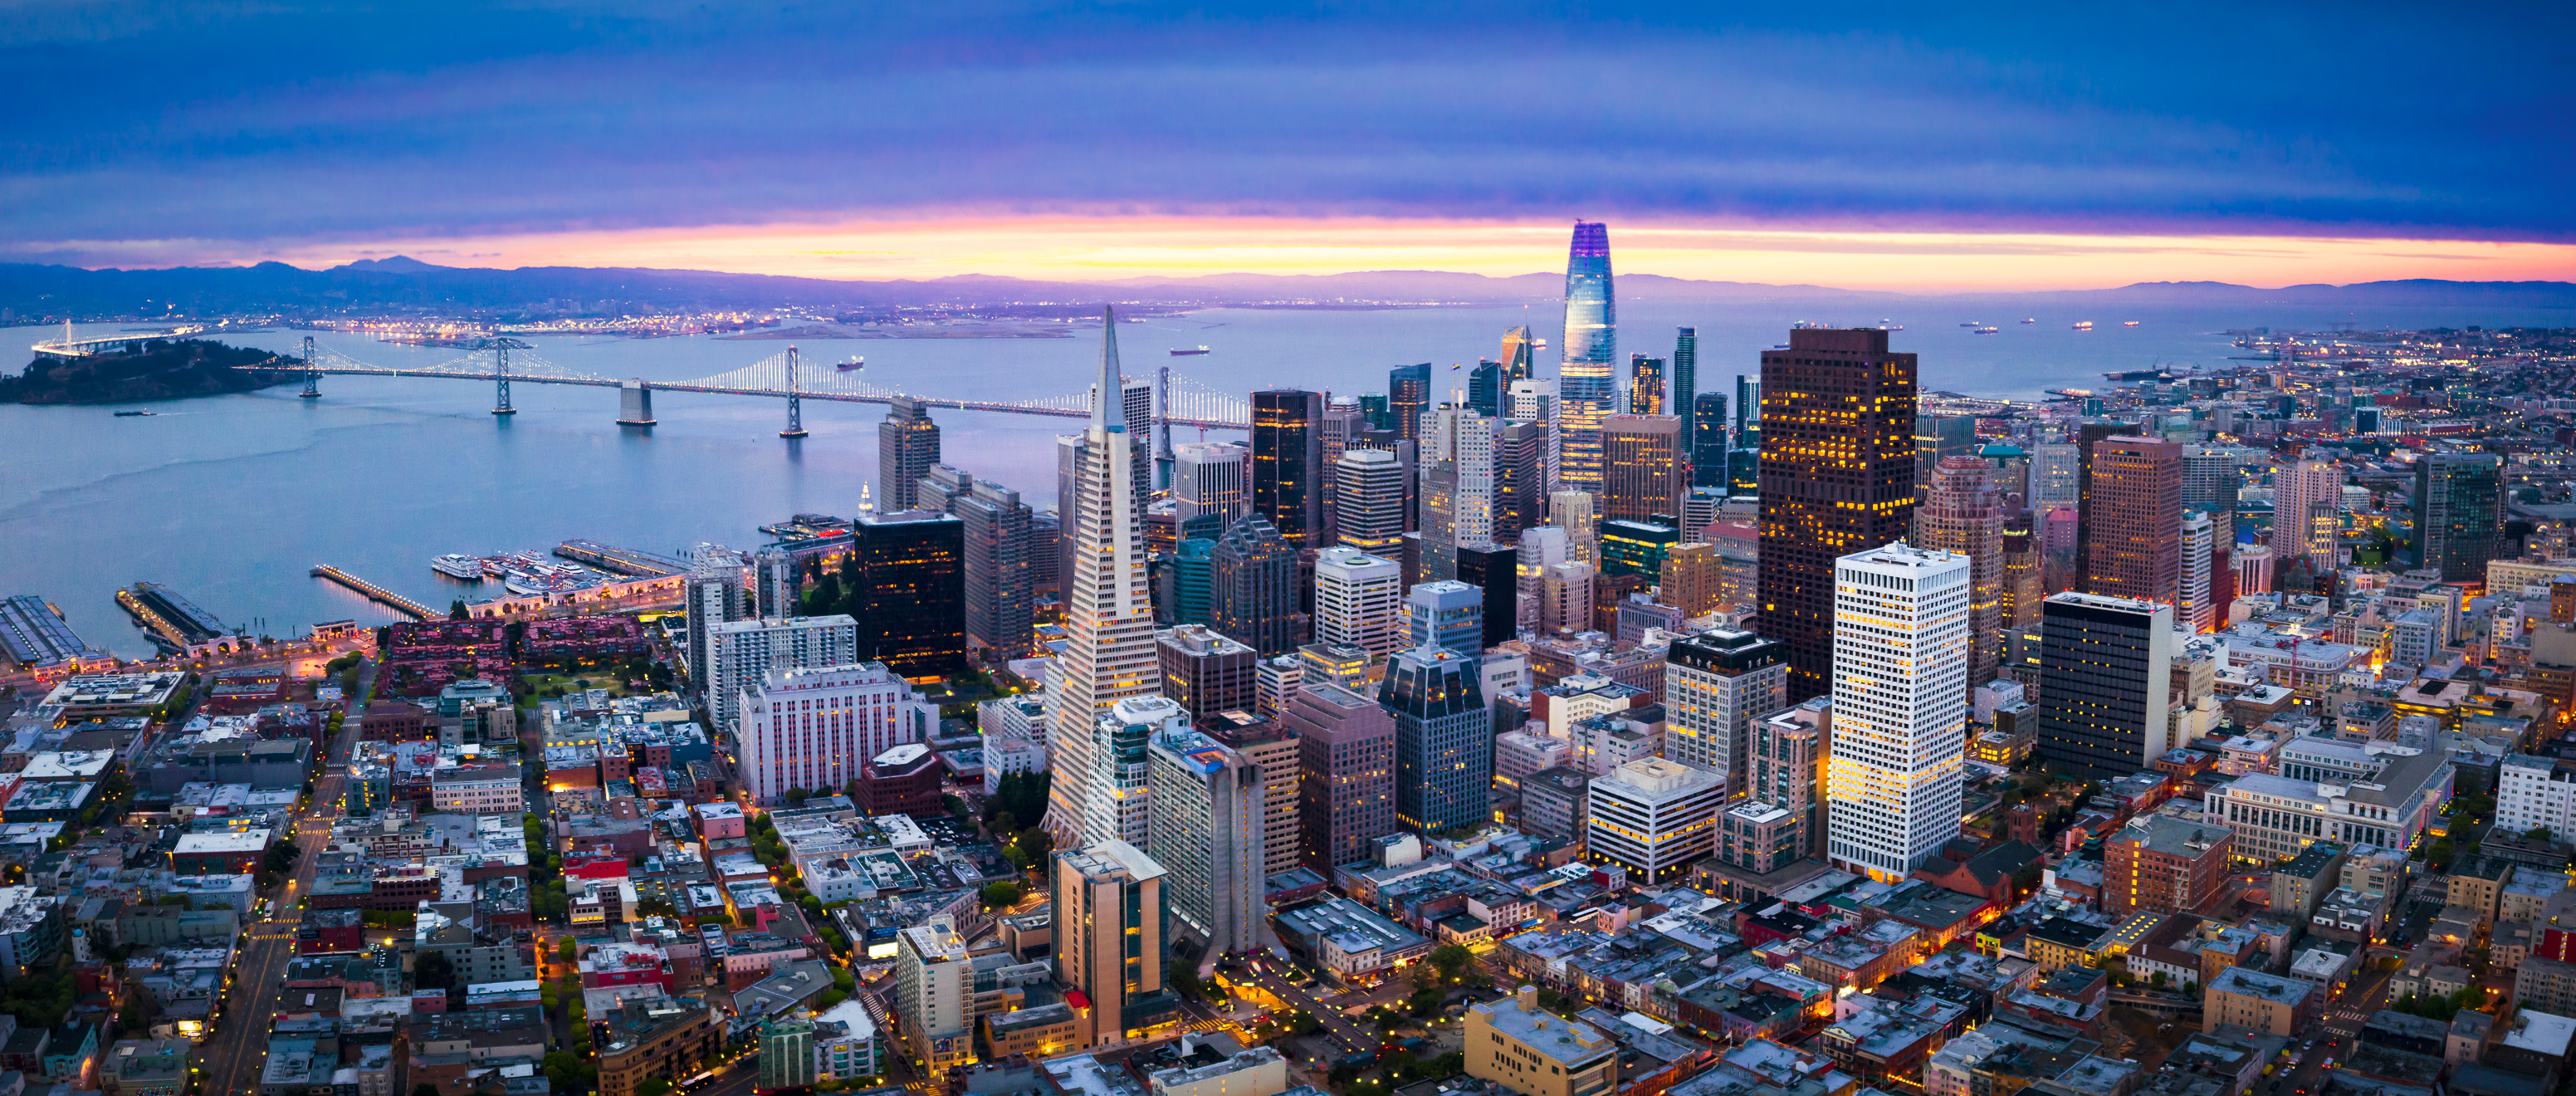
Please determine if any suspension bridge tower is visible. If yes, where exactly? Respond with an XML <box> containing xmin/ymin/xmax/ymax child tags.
<box><xmin>299</xmin><ymin>335</ymin><xmax>321</xmax><ymax>398</ymax></box>
<box><xmin>780</xmin><ymin>345</ymin><xmax>808</xmax><ymax>438</ymax></box>
<box><xmin>491</xmin><ymin>342</ymin><xmax>516</xmax><ymax>415</ymax></box>
<box><xmin>1156</xmin><ymin>364</ymin><xmax>1176</xmax><ymax>489</ymax></box>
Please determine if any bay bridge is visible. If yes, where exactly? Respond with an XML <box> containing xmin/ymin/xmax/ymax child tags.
<box><xmin>28</xmin><ymin>329</ymin><xmax>1257</xmax><ymax>435</ymax></box>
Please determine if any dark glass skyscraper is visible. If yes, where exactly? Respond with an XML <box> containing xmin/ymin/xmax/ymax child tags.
<box><xmin>2034</xmin><ymin>592</ymin><xmax>2173</xmax><ymax>780</ymax></box>
<box><xmin>1627</xmin><ymin>355</ymin><xmax>1665</xmax><ymax>415</ymax></box>
<box><xmin>1673</xmin><ymin>327</ymin><xmax>1698</xmax><ymax>449</ymax></box>
<box><xmin>1557</xmin><ymin>222</ymin><xmax>1616</xmax><ymax>492</ymax></box>
<box><xmin>1466</xmin><ymin>360</ymin><xmax>1505</xmax><ymax>418</ymax></box>
<box><xmin>851</xmin><ymin>508</ymin><xmax>967</xmax><ymax>682</ymax></box>
<box><xmin>1690</xmin><ymin>392</ymin><xmax>1730</xmax><ymax>487</ymax></box>
<box><xmin>1388</xmin><ymin>363</ymin><xmax>1432</xmax><ymax>443</ymax></box>
<box><xmin>1756</xmin><ymin>328</ymin><xmax>1919</xmax><ymax>697</ymax></box>
<box><xmin>1455</xmin><ymin>542</ymin><xmax>1519</xmax><ymax>650</ymax></box>
<box><xmin>1378</xmin><ymin>644</ymin><xmax>1491</xmax><ymax>835</ymax></box>
<box><xmin>1251</xmin><ymin>389</ymin><xmax>1323</xmax><ymax>550</ymax></box>
<box><xmin>1211</xmin><ymin>512</ymin><xmax>1299</xmax><ymax>657</ymax></box>
<box><xmin>2415</xmin><ymin>453</ymin><xmax>2504</xmax><ymax>582</ymax></box>
<box><xmin>1499</xmin><ymin>327</ymin><xmax>1537</xmax><ymax>380</ymax></box>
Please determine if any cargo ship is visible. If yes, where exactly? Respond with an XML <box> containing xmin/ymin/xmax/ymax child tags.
<box><xmin>1170</xmin><ymin>346</ymin><xmax>1210</xmax><ymax>355</ymax></box>
<box><xmin>2123</xmin><ymin>320</ymin><xmax>2141</xmax><ymax>327</ymax></box>
<box><xmin>836</xmin><ymin>356</ymin><xmax>865</xmax><ymax>371</ymax></box>
<box><xmin>1973</xmin><ymin>326</ymin><xmax>2000</xmax><ymax>335</ymax></box>
<box><xmin>2072</xmin><ymin>321</ymin><xmax>2095</xmax><ymax>330</ymax></box>
<box><xmin>114</xmin><ymin>410</ymin><xmax>155</xmax><ymax>417</ymax></box>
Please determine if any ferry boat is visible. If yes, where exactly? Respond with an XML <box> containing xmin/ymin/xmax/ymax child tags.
<box><xmin>2123</xmin><ymin>320</ymin><xmax>2141</xmax><ymax>327</ymax></box>
<box><xmin>113</xmin><ymin>409</ymin><xmax>155</xmax><ymax>417</ymax></box>
<box><xmin>1170</xmin><ymin>346</ymin><xmax>1210</xmax><ymax>356</ymax></box>
<box><xmin>2072</xmin><ymin>321</ymin><xmax>2095</xmax><ymax>330</ymax></box>
<box><xmin>1973</xmin><ymin>326</ymin><xmax>2000</xmax><ymax>335</ymax></box>
<box><xmin>1960</xmin><ymin>321</ymin><xmax>1981</xmax><ymax>327</ymax></box>
<box><xmin>836</xmin><ymin>356</ymin><xmax>865</xmax><ymax>371</ymax></box>
<box><xmin>432</xmin><ymin>555</ymin><xmax>487</xmax><ymax>580</ymax></box>
<box><xmin>2021</xmin><ymin>318</ymin><xmax>2037</xmax><ymax>324</ymax></box>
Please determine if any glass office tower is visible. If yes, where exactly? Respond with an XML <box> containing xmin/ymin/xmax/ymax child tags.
<box><xmin>1557</xmin><ymin>222</ymin><xmax>1616</xmax><ymax>492</ymax></box>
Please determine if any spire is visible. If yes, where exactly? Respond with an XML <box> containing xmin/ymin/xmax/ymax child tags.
<box><xmin>1093</xmin><ymin>306</ymin><xmax>1126</xmax><ymax>433</ymax></box>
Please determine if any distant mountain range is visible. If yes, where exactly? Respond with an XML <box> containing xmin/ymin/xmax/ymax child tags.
<box><xmin>3</xmin><ymin>257</ymin><xmax>2571</xmax><ymax>316</ymax></box>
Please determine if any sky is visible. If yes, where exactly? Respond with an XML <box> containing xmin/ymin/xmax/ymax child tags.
<box><xmin>7</xmin><ymin>2</ymin><xmax>2574</xmax><ymax>291</ymax></box>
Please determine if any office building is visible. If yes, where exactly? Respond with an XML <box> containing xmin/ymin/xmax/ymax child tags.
<box><xmin>1049</xmin><ymin>840</ymin><xmax>1178</xmax><ymax>1047</ymax></box>
<box><xmin>1508</xmin><ymin>378</ymin><xmax>1556</xmax><ymax>426</ymax></box>
<box><xmin>1406</xmin><ymin>581</ymin><xmax>1484</xmax><ymax>658</ymax></box>
<box><xmin>1087</xmin><ymin>695</ymin><xmax>1190</xmax><ymax>848</ymax></box>
<box><xmin>1210</xmin><ymin>513</ymin><xmax>1298</xmax><ymax>658</ymax></box>
<box><xmin>1334</xmin><ymin>448</ymin><xmax>1409</xmax><ymax>552</ymax></box>
<box><xmin>894</xmin><ymin>917</ymin><xmax>973</xmax><ymax>1069</ymax></box>
<box><xmin>1913</xmin><ymin>415</ymin><xmax>1977</xmax><ymax>504</ymax></box>
<box><xmin>1826</xmin><ymin>543</ymin><xmax>1969</xmax><ymax>881</ymax></box>
<box><xmin>2273</xmin><ymin>454</ymin><xmax>2343</xmax><ymax>578</ymax></box>
<box><xmin>2235</xmin><ymin>543</ymin><xmax>2274</xmax><ymax>596</ymax></box>
<box><xmin>737</xmin><ymin>662</ymin><xmax>935</xmax><ymax>805</ymax></box>
<box><xmin>1550</xmin><ymin>490</ymin><xmax>1599</xmax><ymax>565</ymax></box>
<box><xmin>2086</xmin><ymin>436</ymin><xmax>2183</xmax><ymax>605</ymax></box>
<box><xmin>1145</xmin><ymin>727</ymin><xmax>1263</xmax><ymax>957</ymax></box>
<box><xmin>2183</xmin><ymin>448</ymin><xmax>2237</xmax><ymax>516</ymax></box>
<box><xmin>1167</xmin><ymin>538</ymin><xmax>1215</xmax><ymax>627</ymax></box>
<box><xmin>2178</xmin><ymin>511</ymin><xmax>2217</xmax><ymax>634</ymax></box>
<box><xmin>1297</xmin><ymin>642</ymin><xmax>1369</xmax><ymax>692</ymax></box>
<box><xmin>1381</xmin><ymin>644</ymin><xmax>1492</xmax><ymax>835</ymax></box>
<box><xmin>1516</xmin><ymin>526</ymin><xmax>1572</xmax><ymax>634</ymax></box>
<box><xmin>1318</xmin><ymin>400</ymin><xmax>1365</xmax><ymax>541</ymax></box>
<box><xmin>2416</xmin><ymin>453</ymin><xmax>2505</xmax><ymax>583</ymax></box>
<box><xmin>878</xmin><ymin>397</ymin><xmax>942</xmax><ymax>512</ymax></box>
<box><xmin>685</xmin><ymin>544</ymin><xmax>746</xmax><ymax>697</ymax></box>
<box><xmin>1557</xmin><ymin>222</ymin><xmax>1618</xmax><ymax>492</ymax></box>
<box><xmin>1598</xmin><ymin>519</ymin><xmax>1679</xmax><ymax>580</ymax></box>
<box><xmin>1466</xmin><ymin>988</ymin><xmax>1619</xmax><ymax>1096</ymax></box>
<box><xmin>2000</xmin><ymin>518</ymin><xmax>2043</xmax><ymax>632</ymax></box>
<box><xmin>1664</xmin><ymin>629</ymin><xmax>1788</xmax><ymax>789</ymax></box>
<box><xmin>2032</xmin><ymin>443</ymin><xmax>2080</xmax><ymax>506</ymax></box>
<box><xmin>2033</xmin><ymin>593</ymin><xmax>2174</xmax><ymax>780</ymax></box>
<box><xmin>1314</xmin><ymin>547</ymin><xmax>1406</xmax><ymax>660</ymax></box>
<box><xmin>1539</xmin><ymin>561</ymin><xmax>1596</xmax><ymax>639</ymax></box>
<box><xmin>919</xmin><ymin>468</ymin><xmax>1034</xmax><ymax>656</ymax></box>
<box><xmin>850</xmin><ymin>509</ymin><xmax>967</xmax><ymax>683</ymax></box>
<box><xmin>751</xmin><ymin>545</ymin><xmax>796</xmax><ymax>619</ymax></box>
<box><xmin>1746</xmin><ymin>698</ymin><xmax>1828</xmax><ymax>861</ymax></box>
<box><xmin>1495</xmin><ymin>419</ymin><xmax>1548</xmax><ymax>546</ymax></box>
<box><xmin>1043</xmin><ymin>310</ymin><xmax>1163</xmax><ymax>848</ymax></box>
<box><xmin>1198</xmin><ymin>715</ymin><xmax>1303</xmax><ymax>883</ymax></box>
<box><xmin>1456</xmin><ymin>543</ymin><xmax>1520</xmax><ymax>650</ymax></box>
<box><xmin>1586</xmin><ymin>758</ymin><xmax>1727</xmax><ymax>883</ymax></box>
<box><xmin>1252</xmin><ymin>389</ymin><xmax>1325</xmax><ymax>550</ymax></box>
<box><xmin>1500</xmin><ymin>326</ymin><xmax>1538</xmax><ymax>380</ymax></box>
<box><xmin>1671</xmin><ymin>327</ymin><xmax>1698</xmax><ymax>445</ymax></box>
<box><xmin>1156</xmin><ymin>625</ymin><xmax>1258</xmax><ymax>723</ymax></box>
<box><xmin>1389</xmin><ymin>365</ymin><xmax>1431</xmax><ymax>444</ymax></box>
<box><xmin>1628</xmin><ymin>355</ymin><xmax>1665</xmax><ymax>416</ymax></box>
<box><xmin>1174</xmin><ymin>442</ymin><xmax>1250</xmax><ymax>528</ymax></box>
<box><xmin>1689</xmin><ymin>392</ymin><xmax>1729</xmax><ymax>489</ymax></box>
<box><xmin>1913</xmin><ymin>456</ymin><xmax>2005</xmax><ymax>693</ymax></box>
<box><xmin>706</xmin><ymin>614</ymin><xmax>860</xmax><ymax>731</ymax></box>
<box><xmin>1282</xmin><ymin>683</ymin><xmax>1398</xmax><ymax>874</ymax></box>
<box><xmin>1467</xmin><ymin>360</ymin><xmax>1507</xmax><ymax>418</ymax></box>
<box><xmin>1733</xmin><ymin>374</ymin><xmax>1760</xmax><ymax>438</ymax></box>
<box><xmin>1601</xmin><ymin>415</ymin><xmax>1686</xmax><ymax>525</ymax></box>
<box><xmin>1659</xmin><ymin>541</ymin><xmax>1721</xmax><ymax>619</ymax></box>
<box><xmin>2104</xmin><ymin>815</ymin><xmax>2232</xmax><ymax>917</ymax></box>
<box><xmin>1420</xmin><ymin>406</ymin><xmax>1498</xmax><ymax>582</ymax></box>
<box><xmin>1758</xmin><ymin>329</ymin><xmax>1920</xmax><ymax>697</ymax></box>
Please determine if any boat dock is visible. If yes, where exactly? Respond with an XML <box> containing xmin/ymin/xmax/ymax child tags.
<box><xmin>117</xmin><ymin>582</ymin><xmax>234</xmax><ymax>648</ymax></box>
<box><xmin>311</xmin><ymin>565</ymin><xmax>434</xmax><ymax>620</ymax></box>
<box><xmin>555</xmin><ymin>540</ymin><xmax>687</xmax><ymax>577</ymax></box>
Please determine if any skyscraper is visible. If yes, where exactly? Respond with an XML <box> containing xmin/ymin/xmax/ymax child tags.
<box><xmin>1601</xmin><ymin>415</ymin><xmax>1685</xmax><ymax>524</ymax></box>
<box><xmin>1539</xmin><ymin>560</ymin><xmax>1595</xmax><ymax>639</ymax></box>
<box><xmin>1627</xmin><ymin>355</ymin><xmax>1665</xmax><ymax>416</ymax></box>
<box><xmin>2272</xmin><ymin>454</ymin><xmax>2343</xmax><ymax>581</ymax></box>
<box><xmin>1049</xmin><ymin>840</ymin><xmax>1177</xmax><ymax>1046</ymax></box>
<box><xmin>1405</xmin><ymin>581</ymin><xmax>1484</xmax><ymax>658</ymax></box>
<box><xmin>850</xmin><ymin>509</ymin><xmax>967</xmax><ymax>683</ymax></box>
<box><xmin>1167</xmin><ymin>538</ymin><xmax>1215</xmax><ymax>626</ymax></box>
<box><xmin>1251</xmin><ymin>390</ymin><xmax>1324</xmax><ymax>550</ymax></box>
<box><xmin>2183</xmin><ymin>448</ymin><xmax>2237</xmax><ymax>516</ymax></box>
<box><xmin>1499</xmin><ymin>327</ymin><xmax>1537</xmax><ymax>380</ymax></box>
<box><xmin>1515</xmin><ymin>526</ymin><xmax>1572</xmax><ymax>634</ymax></box>
<box><xmin>1757</xmin><ymin>329</ymin><xmax>1919</xmax><ymax>698</ymax></box>
<box><xmin>1912</xmin><ymin>414</ymin><xmax>1977</xmax><ymax>504</ymax></box>
<box><xmin>1913</xmin><ymin>457</ymin><xmax>2004</xmax><ymax>693</ymax></box>
<box><xmin>1664</xmin><ymin>629</ymin><xmax>1788</xmax><ymax>790</ymax></box>
<box><xmin>1455</xmin><ymin>543</ymin><xmax>1519</xmax><ymax>650</ymax></box>
<box><xmin>1088</xmin><ymin>694</ymin><xmax>1188</xmax><ymax>847</ymax></box>
<box><xmin>1689</xmin><ymin>392</ymin><xmax>1729</xmax><ymax>488</ymax></box>
<box><xmin>1210</xmin><ymin>512</ymin><xmax>1299</xmax><ymax>658</ymax></box>
<box><xmin>1494</xmin><ymin>419</ymin><xmax>1548</xmax><ymax>545</ymax></box>
<box><xmin>1144</xmin><ymin>727</ymin><xmax>1263</xmax><ymax>957</ymax></box>
<box><xmin>685</xmin><ymin>544</ymin><xmax>745</xmax><ymax>700</ymax></box>
<box><xmin>1173</xmin><ymin>442</ymin><xmax>1249</xmax><ymax>528</ymax></box>
<box><xmin>1747</xmin><ymin>698</ymin><xmax>1828</xmax><ymax>861</ymax></box>
<box><xmin>2415</xmin><ymin>453</ymin><xmax>2504</xmax><ymax>582</ymax></box>
<box><xmin>706</xmin><ymin>614</ymin><xmax>861</xmax><ymax>731</ymax></box>
<box><xmin>2085</xmin><ymin>436</ymin><xmax>2183</xmax><ymax>605</ymax></box>
<box><xmin>1156</xmin><ymin>624</ymin><xmax>1257</xmax><ymax>723</ymax></box>
<box><xmin>2032</xmin><ymin>443</ymin><xmax>2082</xmax><ymax>506</ymax></box>
<box><xmin>1388</xmin><ymin>365</ymin><xmax>1431</xmax><ymax>444</ymax></box>
<box><xmin>1657</xmin><ymin>541</ymin><xmax>1722</xmax><ymax>618</ymax></box>
<box><xmin>2069</xmin><ymin>420</ymin><xmax>2128</xmax><ymax>587</ymax></box>
<box><xmin>877</xmin><ymin>396</ymin><xmax>941</xmax><ymax>512</ymax></box>
<box><xmin>1282</xmin><ymin>683</ymin><xmax>1396</xmax><ymax>873</ymax></box>
<box><xmin>1333</xmin><ymin>448</ymin><xmax>1408</xmax><ymax>552</ymax></box>
<box><xmin>1672</xmin><ymin>327</ymin><xmax>1698</xmax><ymax>448</ymax></box>
<box><xmin>1314</xmin><ymin>546</ymin><xmax>1405</xmax><ymax>660</ymax></box>
<box><xmin>1380</xmin><ymin>644</ymin><xmax>1492</xmax><ymax>835</ymax></box>
<box><xmin>1420</xmin><ymin>406</ymin><xmax>1497</xmax><ymax>583</ymax></box>
<box><xmin>1042</xmin><ymin>309</ymin><xmax>1163</xmax><ymax>848</ymax></box>
<box><xmin>919</xmin><ymin>469</ymin><xmax>1033</xmax><ymax>656</ymax></box>
<box><xmin>2033</xmin><ymin>592</ymin><xmax>2174</xmax><ymax>780</ymax></box>
<box><xmin>1317</xmin><ymin>400</ymin><xmax>1364</xmax><ymax>541</ymax></box>
<box><xmin>1556</xmin><ymin>223</ymin><xmax>1616</xmax><ymax>492</ymax></box>
<box><xmin>893</xmin><ymin>917</ymin><xmax>972</xmax><ymax>1070</ymax></box>
<box><xmin>1550</xmin><ymin>489</ymin><xmax>1600</xmax><ymax>566</ymax></box>
<box><xmin>1826</xmin><ymin>543</ymin><xmax>1968</xmax><ymax>882</ymax></box>
<box><xmin>2178</xmin><ymin>511</ymin><xmax>2217</xmax><ymax>634</ymax></box>
<box><xmin>1733</xmin><ymin>375</ymin><xmax>1759</xmax><ymax>442</ymax></box>
<box><xmin>1466</xmin><ymin>360</ymin><xmax>1506</xmax><ymax>418</ymax></box>
<box><xmin>2000</xmin><ymin>516</ymin><xmax>2044</xmax><ymax>634</ymax></box>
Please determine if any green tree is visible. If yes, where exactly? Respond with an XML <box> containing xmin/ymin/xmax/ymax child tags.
<box><xmin>638</xmin><ymin>1081</ymin><xmax>673</xmax><ymax>1096</ymax></box>
<box><xmin>2531</xmin><ymin>826</ymin><xmax>2555</xmax><ymax>844</ymax></box>
<box><xmin>1427</xmin><ymin>944</ymin><xmax>1474</xmax><ymax>981</ymax></box>
<box><xmin>982</xmin><ymin>881</ymin><xmax>1025</xmax><ymax>909</ymax></box>
<box><xmin>449</xmin><ymin>599</ymin><xmax>469</xmax><ymax>620</ymax></box>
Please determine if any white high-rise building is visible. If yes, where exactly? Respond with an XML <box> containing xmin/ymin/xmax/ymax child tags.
<box><xmin>706</xmin><ymin>614</ymin><xmax>859</xmax><ymax>730</ymax></box>
<box><xmin>685</xmin><ymin>543</ymin><xmax>745</xmax><ymax>695</ymax></box>
<box><xmin>1173</xmin><ymin>442</ymin><xmax>1249</xmax><ymax>529</ymax></box>
<box><xmin>1144</xmin><ymin>726</ymin><xmax>1264</xmax><ymax>959</ymax></box>
<box><xmin>1092</xmin><ymin>695</ymin><xmax>1190</xmax><ymax>848</ymax></box>
<box><xmin>2179</xmin><ymin>511</ymin><xmax>2217</xmax><ymax>634</ymax></box>
<box><xmin>1333</xmin><ymin>448</ymin><xmax>1409</xmax><ymax>552</ymax></box>
<box><xmin>1826</xmin><ymin>542</ymin><xmax>1971</xmax><ymax>882</ymax></box>
<box><xmin>2273</xmin><ymin>454</ymin><xmax>2343</xmax><ymax>575</ymax></box>
<box><xmin>737</xmin><ymin>662</ymin><xmax>936</xmax><ymax>805</ymax></box>
<box><xmin>1515</xmin><ymin>526</ymin><xmax>1572</xmax><ymax>633</ymax></box>
<box><xmin>1664</xmin><ymin>629</ymin><xmax>1789</xmax><ymax>790</ymax></box>
<box><xmin>1314</xmin><ymin>546</ymin><xmax>1406</xmax><ymax>660</ymax></box>
<box><xmin>2031</xmin><ymin>444</ymin><xmax>2080</xmax><ymax>506</ymax></box>
<box><xmin>1043</xmin><ymin>310</ymin><xmax>1165</xmax><ymax>848</ymax></box>
<box><xmin>893</xmin><ymin>917</ymin><xmax>973</xmax><ymax>1070</ymax></box>
<box><xmin>1420</xmin><ymin>407</ymin><xmax>1498</xmax><ymax>583</ymax></box>
<box><xmin>1550</xmin><ymin>490</ymin><xmax>1600</xmax><ymax>565</ymax></box>
<box><xmin>1585</xmin><ymin>758</ymin><xmax>1728</xmax><ymax>884</ymax></box>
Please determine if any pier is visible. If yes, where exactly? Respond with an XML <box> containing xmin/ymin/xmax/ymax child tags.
<box><xmin>555</xmin><ymin>540</ymin><xmax>687</xmax><ymax>577</ymax></box>
<box><xmin>310</xmin><ymin>565</ymin><xmax>435</xmax><ymax>621</ymax></box>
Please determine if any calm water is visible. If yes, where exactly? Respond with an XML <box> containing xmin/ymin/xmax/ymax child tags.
<box><xmin>6</xmin><ymin>296</ymin><xmax>2569</xmax><ymax>658</ymax></box>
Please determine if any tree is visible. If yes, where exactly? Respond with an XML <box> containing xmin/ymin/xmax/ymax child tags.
<box><xmin>982</xmin><ymin>881</ymin><xmax>1024</xmax><ymax>909</ymax></box>
<box><xmin>1428</xmin><ymin>944</ymin><xmax>1474</xmax><ymax>981</ymax></box>
<box><xmin>449</xmin><ymin>599</ymin><xmax>469</xmax><ymax>620</ymax></box>
<box><xmin>638</xmin><ymin>1080</ymin><xmax>673</xmax><ymax>1096</ymax></box>
<box><xmin>2532</xmin><ymin>826</ymin><xmax>2555</xmax><ymax>844</ymax></box>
